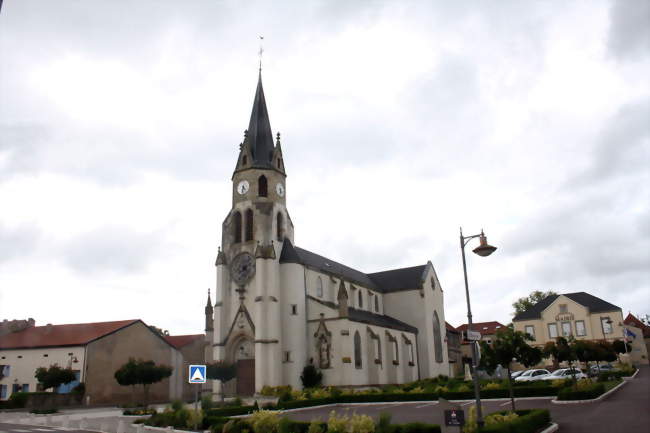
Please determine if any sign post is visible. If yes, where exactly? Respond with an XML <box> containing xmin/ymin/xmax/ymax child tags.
<box><xmin>439</xmin><ymin>398</ymin><xmax>465</xmax><ymax>433</ymax></box>
<box><xmin>189</xmin><ymin>365</ymin><xmax>207</xmax><ymax>431</ymax></box>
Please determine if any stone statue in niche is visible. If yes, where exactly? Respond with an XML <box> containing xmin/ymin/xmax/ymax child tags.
<box><xmin>318</xmin><ymin>335</ymin><xmax>331</xmax><ymax>369</ymax></box>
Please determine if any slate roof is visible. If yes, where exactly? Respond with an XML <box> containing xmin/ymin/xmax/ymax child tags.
<box><xmin>0</xmin><ymin>319</ymin><xmax>140</xmax><ymax>349</ymax></box>
<box><xmin>367</xmin><ymin>265</ymin><xmax>427</xmax><ymax>292</ymax></box>
<box><xmin>624</xmin><ymin>313</ymin><xmax>650</xmax><ymax>338</ymax></box>
<box><xmin>245</xmin><ymin>73</ymin><xmax>275</xmax><ymax>168</ymax></box>
<box><xmin>164</xmin><ymin>334</ymin><xmax>205</xmax><ymax>349</ymax></box>
<box><xmin>513</xmin><ymin>292</ymin><xmax>622</xmax><ymax>321</ymax></box>
<box><xmin>307</xmin><ymin>296</ymin><xmax>418</xmax><ymax>334</ymax></box>
<box><xmin>280</xmin><ymin>239</ymin><xmax>427</xmax><ymax>293</ymax></box>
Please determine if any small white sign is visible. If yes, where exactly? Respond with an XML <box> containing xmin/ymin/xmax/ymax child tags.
<box><xmin>467</xmin><ymin>330</ymin><xmax>482</xmax><ymax>341</ymax></box>
<box><xmin>189</xmin><ymin>365</ymin><xmax>206</xmax><ymax>383</ymax></box>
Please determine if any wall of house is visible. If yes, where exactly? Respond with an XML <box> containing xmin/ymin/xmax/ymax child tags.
<box><xmin>513</xmin><ymin>295</ymin><xmax>624</xmax><ymax>346</ymax></box>
<box><xmin>0</xmin><ymin>346</ymin><xmax>85</xmax><ymax>400</ymax></box>
<box><xmin>175</xmin><ymin>339</ymin><xmax>207</xmax><ymax>401</ymax></box>
<box><xmin>85</xmin><ymin>321</ymin><xmax>182</xmax><ymax>405</ymax></box>
<box><xmin>623</xmin><ymin>324</ymin><xmax>649</xmax><ymax>365</ymax></box>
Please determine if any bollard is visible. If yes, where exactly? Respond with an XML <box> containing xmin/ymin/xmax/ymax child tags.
<box><xmin>167</xmin><ymin>426</ymin><xmax>174</xmax><ymax>433</ymax></box>
<box><xmin>63</xmin><ymin>415</ymin><xmax>70</xmax><ymax>428</ymax></box>
<box><xmin>80</xmin><ymin>417</ymin><xmax>88</xmax><ymax>429</ymax></box>
<box><xmin>46</xmin><ymin>414</ymin><xmax>52</xmax><ymax>426</ymax></box>
<box><xmin>117</xmin><ymin>419</ymin><xmax>125</xmax><ymax>433</ymax></box>
<box><xmin>136</xmin><ymin>422</ymin><xmax>144</xmax><ymax>433</ymax></box>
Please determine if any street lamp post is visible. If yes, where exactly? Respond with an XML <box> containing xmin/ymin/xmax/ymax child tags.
<box><xmin>460</xmin><ymin>227</ymin><xmax>497</xmax><ymax>428</ymax></box>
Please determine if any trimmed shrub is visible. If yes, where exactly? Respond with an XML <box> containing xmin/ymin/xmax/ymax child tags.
<box><xmin>8</xmin><ymin>392</ymin><xmax>29</xmax><ymax>409</ymax></box>
<box><xmin>301</xmin><ymin>365</ymin><xmax>323</xmax><ymax>389</ymax></box>
<box><xmin>250</xmin><ymin>410</ymin><xmax>281</xmax><ymax>433</ymax></box>
<box><xmin>478</xmin><ymin>409</ymin><xmax>550</xmax><ymax>433</ymax></box>
<box><xmin>557</xmin><ymin>383</ymin><xmax>605</xmax><ymax>400</ymax></box>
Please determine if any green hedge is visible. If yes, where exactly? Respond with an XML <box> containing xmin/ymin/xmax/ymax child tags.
<box><xmin>205</xmin><ymin>405</ymin><xmax>259</xmax><ymax>417</ymax></box>
<box><xmin>557</xmin><ymin>383</ymin><xmax>605</xmax><ymax>401</ymax></box>
<box><xmin>479</xmin><ymin>409</ymin><xmax>550</xmax><ymax>433</ymax></box>
<box><xmin>597</xmin><ymin>369</ymin><xmax>636</xmax><ymax>382</ymax></box>
<box><xmin>271</xmin><ymin>386</ymin><xmax>559</xmax><ymax>410</ymax></box>
<box><xmin>203</xmin><ymin>417</ymin><xmax>440</xmax><ymax>433</ymax></box>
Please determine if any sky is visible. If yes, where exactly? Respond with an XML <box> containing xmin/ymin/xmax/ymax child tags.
<box><xmin>0</xmin><ymin>0</ymin><xmax>648</xmax><ymax>336</ymax></box>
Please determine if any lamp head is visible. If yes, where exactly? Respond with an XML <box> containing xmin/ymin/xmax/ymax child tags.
<box><xmin>472</xmin><ymin>231</ymin><xmax>497</xmax><ymax>257</ymax></box>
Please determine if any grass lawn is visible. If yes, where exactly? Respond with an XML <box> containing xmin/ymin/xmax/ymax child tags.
<box><xmin>602</xmin><ymin>380</ymin><xmax>622</xmax><ymax>392</ymax></box>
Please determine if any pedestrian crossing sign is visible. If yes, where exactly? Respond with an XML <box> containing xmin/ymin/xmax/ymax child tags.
<box><xmin>189</xmin><ymin>364</ymin><xmax>207</xmax><ymax>383</ymax></box>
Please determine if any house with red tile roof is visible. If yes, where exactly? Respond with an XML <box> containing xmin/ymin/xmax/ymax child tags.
<box><xmin>455</xmin><ymin>321</ymin><xmax>508</xmax><ymax>361</ymax></box>
<box><xmin>0</xmin><ymin>319</ymin><xmax>194</xmax><ymax>404</ymax></box>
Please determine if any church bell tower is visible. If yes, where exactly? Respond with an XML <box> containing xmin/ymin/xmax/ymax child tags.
<box><xmin>212</xmin><ymin>71</ymin><xmax>293</xmax><ymax>395</ymax></box>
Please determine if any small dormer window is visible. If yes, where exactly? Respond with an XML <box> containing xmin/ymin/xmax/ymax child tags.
<box><xmin>242</xmin><ymin>155</ymin><xmax>247</xmax><ymax>165</ymax></box>
<box><xmin>258</xmin><ymin>175</ymin><xmax>268</xmax><ymax>197</ymax></box>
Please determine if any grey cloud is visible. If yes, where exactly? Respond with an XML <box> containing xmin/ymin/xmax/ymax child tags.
<box><xmin>0</xmin><ymin>224</ymin><xmax>41</xmax><ymax>263</ymax></box>
<box><xmin>61</xmin><ymin>226</ymin><xmax>168</xmax><ymax>275</ymax></box>
<box><xmin>608</xmin><ymin>0</ymin><xmax>650</xmax><ymax>60</ymax></box>
<box><xmin>569</xmin><ymin>100</ymin><xmax>650</xmax><ymax>187</ymax></box>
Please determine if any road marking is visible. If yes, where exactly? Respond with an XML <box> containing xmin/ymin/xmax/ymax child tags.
<box><xmin>415</xmin><ymin>402</ymin><xmax>438</xmax><ymax>408</ymax></box>
<box><xmin>33</xmin><ymin>430</ymin><xmax>57</xmax><ymax>432</ymax></box>
<box><xmin>12</xmin><ymin>430</ymin><xmax>33</xmax><ymax>432</ymax></box>
<box><xmin>500</xmin><ymin>401</ymin><xmax>512</xmax><ymax>407</ymax></box>
<box><xmin>461</xmin><ymin>401</ymin><xmax>474</xmax><ymax>406</ymax></box>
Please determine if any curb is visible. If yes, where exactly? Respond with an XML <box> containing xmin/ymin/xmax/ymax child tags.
<box><xmin>540</xmin><ymin>422</ymin><xmax>559</xmax><ymax>433</ymax></box>
<box><xmin>623</xmin><ymin>369</ymin><xmax>639</xmax><ymax>380</ymax></box>
<box><xmin>551</xmin><ymin>379</ymin><xmax>628</xmax><ymax>404</ymax></box>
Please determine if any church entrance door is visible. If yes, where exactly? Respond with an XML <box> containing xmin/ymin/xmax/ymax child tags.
<box><xmin>236</xmin><ymin>359</ymin><xmax>255</xmax><ymax>396</ymax></box>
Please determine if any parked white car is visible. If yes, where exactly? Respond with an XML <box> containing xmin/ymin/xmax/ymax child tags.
<box><xmin>537</xmin><ymin>368</ymin><xmax>588</xmax><ymax>381</ymax></box>
<box><xmin>514</xmin><ymin>369</ymin><xmax>551</xmax><ymax>382</ymax></box>
<box><xmin>511</xmin><ymin>370</ymin><xmax>528</xmax><ymax>379</ymax></box>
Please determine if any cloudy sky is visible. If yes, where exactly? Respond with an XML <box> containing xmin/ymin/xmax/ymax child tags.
<box><xmin>1</xmin><ymin>1</ymin><xmax>648</xmax><ymax>336</ymax></box>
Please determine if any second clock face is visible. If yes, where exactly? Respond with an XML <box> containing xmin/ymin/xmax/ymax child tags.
<box><xmin>237</xmin><ymin>180</ymin><xmax>250</xmax><ymax>195</ymax></box>
<box><xmin>276</xmin><ymin>183</ymin><xmax>285</xmax><ymax>197</ymax></box>
<box><xmin>230</xmin><ymin>252</ymin><xmax>255</xmax><ymax>285</ymax></box>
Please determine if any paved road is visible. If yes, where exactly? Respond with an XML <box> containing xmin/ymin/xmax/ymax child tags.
<box><xmin>285</xmin><ymin>366</ymin><xmax>650</xmax><ymax>432</ymax></box>
<box><xmin>0</xmin><ymin>423</ymin><xmax>97</xmax><ymax>433</ymax></box>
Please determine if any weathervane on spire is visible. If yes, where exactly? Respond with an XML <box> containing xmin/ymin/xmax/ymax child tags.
<box><xmin>258</xmin><ymin>35</ymin><xmax>264</xmax><ymax>73</ymax></box>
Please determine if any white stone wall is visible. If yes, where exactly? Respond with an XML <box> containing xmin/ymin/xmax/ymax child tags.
<box><xmin>0</xmin><ymin>346</ymin><xmax>86</xmax><ymax>399</ymax></box>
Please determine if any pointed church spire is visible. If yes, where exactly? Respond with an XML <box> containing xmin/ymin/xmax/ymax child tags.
<box><xmin>245</xmin><ymin>72</ymin><xmax>275</xmax><ymax>168</ymax></box>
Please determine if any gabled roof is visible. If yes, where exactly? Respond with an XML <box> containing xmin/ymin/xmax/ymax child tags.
<box><xmin>513</xmin><ymin>292</ymin><xmax>622</xmax><ymax>321</ymax></box>
<box><xmin>307</xmin><ymin>296</ymin><xmax>418</xmax><ymax>334</ymax></box>
<box><xmin>367</xmin><ymin>265</ymin><xmax>427</xmax><ymax>292</ymax></box>
<box><xmin>0</xmin><ymin>319</ymin><xmax>140</xmax><ymax>349</ymax></box>
<box><xmin>280</xmin><ymin>239</ymin><xmax>427</xmax><ymax>293</ymax></box>
<box><xmin>164</xmin><ymin>334</ymin><xmax>205</xmax><ymax>349</ymax></box>
<box><xmin>445</xmin><ymin>322</ymin><xmax>459</xmax><ymax>333</ymax></box>
<box><xmin>624</xmin><ymin>313</ymin><xmax>650</xmax><ymax>338</ymax></box>
<box><xmin>456</xmin><ymin>321</ymin><xmax>506</xmax><ymax>336</ymax></box>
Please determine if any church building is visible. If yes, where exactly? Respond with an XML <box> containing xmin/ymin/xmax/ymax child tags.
<box><xmin>208</xmin><ymin>73</ymin><xmax>449</xmax><ymax>396</ymax></box>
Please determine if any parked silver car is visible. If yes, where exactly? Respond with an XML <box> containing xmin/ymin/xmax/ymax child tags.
<box><xmin>514</xmin><ymin>369</ymin><xmax>551</xmax><ymax>382</ymax></box>
<box><xmin>537</xmin><ymin>368</ymin><xmax>588</xmax><ymax>381</ymax></box>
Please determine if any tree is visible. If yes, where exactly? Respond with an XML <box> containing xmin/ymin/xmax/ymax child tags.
<box><xmin>115</xmin><ymin>359</ymin><xmax>139</xmax><ymax>405</ymax></box>
<box><xmin>206</xmin><ymin>361</ymin><xmax>237</xmax><ymax>401</ymax></box>
<box><xmin>300</xmin><ymin>364</ymin><xmax>323</xmax><ymax>389</ymax></box>
<box><xmin>542</xmin><ymin>341</ymin><xmax>560</xmax><ymax>370</ymax></box>
<box><xmin>114</xmin><ymin>359</ymin><xmax>172</xmax><ymax>408</ymax></box>
<box><xmin>479</xmin><ymin>327</ymin><xmax>542</xmax><ymax>412</ymax></box>
<box><xmin>612</xmin><ymin>339</ymin><xmax>631</xmax><ymax>361</ymax></box>
<box><xmin>35</xmin><ymin>364</ymin><xmax>77</xmax><ymax>392</ymax></box>
<box><xmin>512</xmin><ymin>290</ymin><xmax>558</xmax><ymax>316</ymax></box>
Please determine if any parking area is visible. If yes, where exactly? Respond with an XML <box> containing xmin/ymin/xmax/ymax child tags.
<box><xmin>285</xmin><ymin>366</ymin><xmax>649</xmax><ymax>433</ymax></box>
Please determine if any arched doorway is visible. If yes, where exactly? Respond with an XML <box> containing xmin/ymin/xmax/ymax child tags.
<box><xmin>229</xmin><ymin>335</ymin><xmax>255</xmax><ymax>396</ymax></box>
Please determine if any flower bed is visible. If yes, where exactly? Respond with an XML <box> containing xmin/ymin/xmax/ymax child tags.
<box><xmin>557</xmin><ymin>382</ymin><xmax>606</xmax><ymax>401</ymax></box>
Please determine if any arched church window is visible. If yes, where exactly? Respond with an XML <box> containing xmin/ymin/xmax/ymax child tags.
<box><xmin>358</xmin><ymin>290</ymin><xmax>363</xmax><ymax>309</ymax></box>
<box><xmin>245</xmin><ymin>209</ymin><xmax>254</xmax><ymax>241</ymax></box>
<box><xmin>433</xmin><ymin>310</ymin><xmax>443</xmax><ymax>363</ymax></box>
<box><xmin>276</xmin><ymin>212</ymin><xmax>284</xmax><ymax>241</ymax></box>
<box><xmin>354</xmin><ymin>331</ymin><xmax>362</xmax><ymax>369</ymax></box>
<box><xmin>316</xmin><ymin>276</ymin><xmax>323</xmax><ymax>298</ymax></box>
<box><xmin>233</xmin><ymin>211</ymin><xmax>242</xmax><ymax>243</ymax></box>
<box><xmin>258</xmin><ymin>175</ymin><xmax>268</xmax><ymax>197</ymax></box>
<box><xmin>375</xmin><ymin>295</ymin><xmax>379</xmax><ymax>313</ymax></box>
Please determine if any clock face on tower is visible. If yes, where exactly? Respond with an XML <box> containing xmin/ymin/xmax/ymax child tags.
<box><xmin>230</xmin><ymin>252</ymin><xmax>256</xmax><ymax>285</ymax></box>
<box><xmin>276</xmin><ymin>182</ymin><xmax>285</xmax><ymax>197</ymax></box>
<box><xmin>237</xmin><ymin>180</ymin><xmax>250</xmax><ymax>195</ymax></box>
